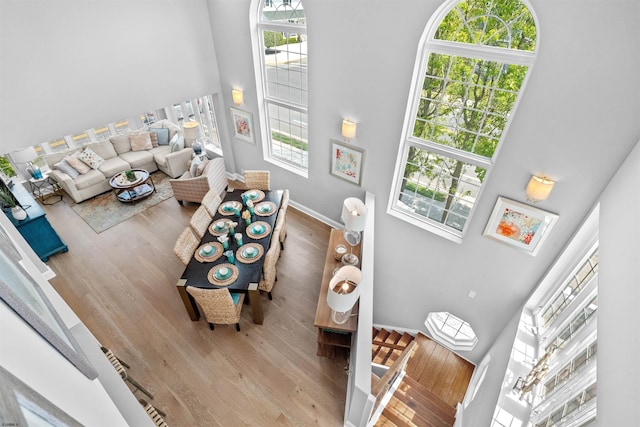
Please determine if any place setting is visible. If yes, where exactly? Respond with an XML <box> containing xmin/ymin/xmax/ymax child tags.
<box><xmin>245</xmin><ymin>221</ymin><xmax>271</xmax><ymax>239</ymax></box>
<box><xmin>209</xmin><ymin>218</ymin><xmax>236</xmax><ymax>236</ymax></box>
<box><xmin>194</xmin><ymin>242</ymin><xmax>224</xmax><ymax>263</ymax></box>
<box><xmin>254</xmin><ymin>201</ymin><xmax>277</xmax><ymax>217</ymax></box>
<box><xmin>218</xmin><ymin>200</ymin><xmax>243</xmax><ymax>216</ymax></box>
<box><xmin>236</xmin><ymin>243</ymin><xmax>264</xmax><ymax>264</ymax></box>
<box><xmin>241</xmin><ymin>189</ymin><xmax>265</xmax><ymax>204</ymax></box>
<box><xmin>207</xmin><ymin>263</ymin><xmax>239</xmax><ymax>286</ymax></box>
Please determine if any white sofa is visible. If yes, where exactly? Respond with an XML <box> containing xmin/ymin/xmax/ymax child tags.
<box><xmin>45</xmin><ymin>120</ymin><xmax>193</xmax><ymax>203</ymax></box>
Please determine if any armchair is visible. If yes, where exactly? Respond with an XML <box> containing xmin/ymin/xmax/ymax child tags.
<box><xmin>169</xmin><ymin>157</ymin><xmax>228</xmax><ymax>205</ymax></box>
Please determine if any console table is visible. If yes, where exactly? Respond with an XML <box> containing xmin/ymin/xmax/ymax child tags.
<box><xmin>5</xmin><ymin>183</ymin><xmax>67</xmax><ymax>261</ymax></box>
<box><xmin>314</xmin><ymin>228</ymin><xmax>361</xmax><ymax>358</ymax></box>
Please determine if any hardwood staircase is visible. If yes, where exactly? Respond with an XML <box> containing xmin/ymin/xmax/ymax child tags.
<box><xmin>371</xmin><ymin>328</ymin><xmax>474</xmax><ymax>427</ymax></box>
<box><xmin>372</xmin><ymin>327</ymin><xmax>415</xmax><ymax>367</ymax></box>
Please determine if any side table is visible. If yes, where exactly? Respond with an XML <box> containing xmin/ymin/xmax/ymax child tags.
<box><xmin>29</xmin><ymin>174</ymin><xmax>62</xmax><ymax>205</ymax></box>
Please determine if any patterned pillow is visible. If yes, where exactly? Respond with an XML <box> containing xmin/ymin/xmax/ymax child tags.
<box><xmin>149</xmin><ymin>127</ymin><xmax>170</xmax><ymax>146</ymax></box>
<box><xmin>148</xmin><ymin>131</ymin><xmax>159</xmax><ymax>148</ymax></box>
<box><xmin>195</xmin><ymin>158</ymin><xmax>209</xmax><ymax>177</ymax></box>
<box><xmin>77</xmin><ymin>147</ymin><xmax>105</xmax><ymax>170</ymax></box>
<box><xmin>66</xmin><ymin>155</ymin><xmax>91</xmax><ymax>174</ymax></box>
<box><xmin>130</xmin><ymin>132</ymin><xmax>152</xmax><ymax>151</ymax></box>
<box><xmin>54</xmin><ymin>158</ymin><xmax>79</xmax><ymax>178</ymax></box>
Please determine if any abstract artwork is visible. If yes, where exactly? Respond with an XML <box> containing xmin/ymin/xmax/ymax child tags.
<box><xmin>230</xmin><ymin>108</ymin><xmax>254</xmax><ymax>144</ymax></box>
<box><xmin>483</xmin><ymin>197</ymin><xmax>559</xmax><ymax>256</ymax></box>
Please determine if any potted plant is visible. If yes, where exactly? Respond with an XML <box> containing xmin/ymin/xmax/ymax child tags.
<box><xmin>125</xmin><ymin>170</ymin><xmax>137</xmax><ymax>182</ymax></box>
<box><xmin>0</xmin><ymin>188</ymin><xmax>27</xmax><ymax>220</ymax></box>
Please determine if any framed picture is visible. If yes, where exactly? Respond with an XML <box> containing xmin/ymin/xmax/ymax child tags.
<box><xmin>330</xmin><ymin>139</ymin><xmax>364</xmax><ymax>186</ymax></box>
<box><xmin>230</xmin><ymin>108</ymin><xmax>254</xmax><ymax>144</ymax></box>
<box><xmin>483</xmin><ymin>197</ymin><xmax>559</xmax><ymax>256</ymax></box>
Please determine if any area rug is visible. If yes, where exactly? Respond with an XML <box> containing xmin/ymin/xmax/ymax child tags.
<box><xmin>70</xmin><ymin>172</ymin><xmax>174</xmax><ymax>233</ymax></box>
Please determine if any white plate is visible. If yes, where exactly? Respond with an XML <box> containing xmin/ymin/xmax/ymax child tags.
<box><xmin>243</xmin><ymin>247</ymin><xmax>257</xmax><ymax>258</ymax></box>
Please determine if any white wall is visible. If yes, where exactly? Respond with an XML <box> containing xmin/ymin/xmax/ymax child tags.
<box><xmin>0</xmin><ymin>0</ymin><xmax>222</xmax><ymax>152</ymax></box>
<box><xmin>207</xmin><ymin>0</ymin><xmax>640</xmax><ymax>363</ymax></box>
<box><xmin>595</xmin><ymin>139</ymin><xmax>640</xmax><ymax>425</ymax></box>
<box><xmin>1</xmin><ymin>0</ymin><xmax>638</xmax><ymax>371</ymax></box>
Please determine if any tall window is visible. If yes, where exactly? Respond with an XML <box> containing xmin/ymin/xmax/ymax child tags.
<box><xmin>256</xmin><ymin>0</ymin><xmax>308</xmax><ymax>175</ymax></box>
<box><xmin>389</xmin><ymin>0</ymin><xmax>537</xmax><ymax>242</ymax></box>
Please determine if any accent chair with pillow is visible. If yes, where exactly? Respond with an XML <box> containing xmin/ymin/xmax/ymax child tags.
<box><xmin>169</xmin><ymin>156</ymin><xmax>228</xmax><ymax>205</ymax></box>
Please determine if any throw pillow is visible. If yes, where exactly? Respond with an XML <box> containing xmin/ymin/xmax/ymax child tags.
<box><xmin>66</xmin><ymin>155</ymin><xmax>91</xmax><ymax>174</ymax></box>
<box><xmin>189</xmin><ymin>156</ymin><xmax>202</xmax><ymax>177</ymax></box>
<box><xmin>148</xmin><ymin>131</ymin><xmax>159</xmax><ymax>148</ymax></box>
<box><xmin>130</xmin><ymin>132</ymin><xmax>153</xmax><ymax>151</ymax></box>
<box><xmin>195</xmin><ymin>158</ymin><xmax>209</xmax><ymax>177</ymax></box>
<box><xmin>77</xmin><ymin>147</ymin><xmax>105</xmax><ymax>170</ymax></box>
<box><xmin>54</xmin><ymin>158</ymin><xmax>80</xmax><ymax>179</ymax></box>
<box><xmin>150</xmin><ymin>127</ymin><xmax>170</xmax><ymax>146</ymax></box>
<box><xmin>170</xmin><ymin>135</ymin><xmax>185</xmax><ymax>153</ymax></box>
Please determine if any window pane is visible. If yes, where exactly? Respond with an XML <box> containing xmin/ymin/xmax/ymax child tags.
<box><xmin>414</xmin><ymin>53</ymin><xmax>527</xmax><ymax>160</ymax></box>
<box><xmin>398</xmin><ymin>148</ymin><xmax>483</xmax><ymax>231</ymax></box>
<box><xmin>435</xmin><ymin>0</ymin><xmax>536</xmax><ymax>51</ymax></box>
<box><xmin>267</xmin><ymin>104</ymin><xmax>308</xmax><ymax>168</ymax></box>
<box><xmin>263</xmin><ymin>31</ymin><xmax>307</xmax><ymax>107</ymax></box>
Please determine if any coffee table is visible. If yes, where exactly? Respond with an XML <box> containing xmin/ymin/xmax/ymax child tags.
<box><xmin>109</xmin><ymin>169</ymin><xmax>155</xmax><ymax>203</ymax></box>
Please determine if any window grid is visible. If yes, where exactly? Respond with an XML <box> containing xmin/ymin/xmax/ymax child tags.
<box><xmin>545</xmin><ymin>295</ymin><xmax>597</xmax><ymax>355</ymax></box>
<box><xmin>540</xmin><ymin>249</ymin><xmax>599</xmax><ymax>328</ymax></box>
<box><xmin>534</xmin><ymin>384</ymin><xmax>597</xmax><ymax>427</ymax></box>
<box><xmin>390</xmin><ymin>0</ymin><xmax>536</xmax><ymax>240</ymax></box>
<box><xmin>258</xmin><ymin>0</ymin><xmax>308</xmax><ymax>172</ymax></box>
<box><xmin>425</xmin><ymin>311</ymin><xmax>477</xmax><ymax>350</ymax></box>
<box><xmin>543</xmin><ymin>341</ymin><xmax>597</xmax><ymax>398</ymax></box>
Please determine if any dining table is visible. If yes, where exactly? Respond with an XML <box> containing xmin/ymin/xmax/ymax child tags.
<box><xmin>176</xmin><ymin>188</ymin><xmax>283</xmax><ymax>325</ymax></box>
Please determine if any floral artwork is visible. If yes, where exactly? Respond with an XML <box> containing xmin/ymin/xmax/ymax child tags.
<box><xmin>330</xmin><ymin>140</ymin><xmax>364</xmax><ymax>185</ymax></box>
<box><xmin>230</xmin><ymin>108</ymin><xmax>254</xmax><ymax>144</ymax></box>
<box><xmin>483</xmin><ymin>197</ymin><xmax>559</xmax><ymax>256</ymax></box>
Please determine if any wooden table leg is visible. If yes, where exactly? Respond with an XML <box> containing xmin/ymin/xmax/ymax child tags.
<box><xmin>248</xmin><ymin>283</ymin><xmax>263</xmax><ymax>325</ymax></box>
<box><xmin>176</xmin><ymin>279</ymin><xmax>200</xmax><ymax>321</ymax></box>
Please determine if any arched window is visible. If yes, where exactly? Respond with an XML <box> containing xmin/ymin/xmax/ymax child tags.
<box><xmin>388</xmin><ymin>0</ymin><xmax>537</xmax><ymax>242</ymax></box>
<box><xmin>253</xmin><ymin>0</ymin><xmax>308</xmax><ymax>176</ymax></box>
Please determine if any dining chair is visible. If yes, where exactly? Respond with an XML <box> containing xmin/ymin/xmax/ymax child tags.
<box><xmin>189</xmin><ymin>205</ymin><xmax>212</xmax><ymax>239</ymax></box>
<box><xmin>100</xmin><ymin>346</ymin><xmax>154</xmax><ymax>400</ymax></box>
<box><xmin>139</xmin><ymin>399</ymin><xmax>168</xmax><ymax>427</ymax></box>
<box><xmin>173</xmin><ymin>227</ymin><xmax>199</xmax><ymax>266</ymax></box>
<box><xmin>278</xmin><ymin>189</ymin><xmax>289</xmax><ymax>250</ymax></box>
<box><xmin>274</xmin><ymin>210</ymin><xmax>286</xmax><ymax>254</ymax></box>
<box><xmin>185</xmin><ymin>287</ymin><xmax>245</xmax><ymax>331</ymax></box>
<box><xmin>243</xmin><ymin>170</ymin><xmax>270</xmax><ymax>190</ymax></box>
<box><xmin>259</xmin><ymin>227</ymin><xmax>281</xmax><ymax>299</ymax></box>
<box><xmin>201</xmin><ymin>188</ymin><xmax>222</xmax><ymax>217</ymax></box>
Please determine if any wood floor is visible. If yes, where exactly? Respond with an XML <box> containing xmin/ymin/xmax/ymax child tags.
<box><xmin>43</xmin><ymin>183</ymin><xmax>349</xmax><ymax>426</ymax></box>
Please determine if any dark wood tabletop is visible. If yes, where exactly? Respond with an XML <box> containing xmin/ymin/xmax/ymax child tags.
<box><xmin>176</xmin><ymin>188</ymin><xmax>283</xmax><ymax>324</ymax></box>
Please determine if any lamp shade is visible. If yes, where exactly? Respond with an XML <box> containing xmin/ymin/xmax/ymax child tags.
<box><xmin>526</xmin><ymin>175</ymin><xmax>555</xmax><ymax>202</ymax></box>
<box><xmin>341</xmin><ymin>119</ymin><xmax>356</xmax><ymax>140</ymax></box>
<box><xmin>12</xmin><ymin>147</ymin><xmax>38</xmax><ymax>164</ymax></box>
<box><xmin>341</xmin><ymin>197</ymin><xmax>368</xmax><ymax>231</ymax></box>
<box><xmin>232</xmin><ymin>89</ymin><xmax>244</xmax><ymax>106</ymax></box>
<box><xmin>327</xmin><ymin>265</ymin><xmax>362</xmax><ymax>313</ymax></box>
<box><xmin>183</xmin><ymin>121</ymin><xmax>202</xmax><ymax>145</ymax></box>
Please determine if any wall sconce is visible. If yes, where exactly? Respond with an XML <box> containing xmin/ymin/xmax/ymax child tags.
<box><xmin>525</xmin><ymin>175</ymin><xmax>555</xmax><ymax>203</ymax></box>
<box><xmin>232</xmin><ymin>88</ymin><xmax>244</xmax><ymax>106</ymax></box>
<box><xmin>341</xmin><ymin>119</ymin><xmax>357</xmax><ymax>142</ymax></box>
<box><xmin>327</xmin><ymin>265</ymin><xmax>362</xmax><ymax>324</ymax></box>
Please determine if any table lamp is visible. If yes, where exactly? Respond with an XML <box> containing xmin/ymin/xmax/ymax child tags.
<box><xmin>341</xmin><ymin>197</ymin><xmax>368</xmax><ymax>265</ymax></box>
<box><xmin>12</xmin><ymin>147</ymin><xmax>42</xmax><ymax>179</ymax></box>
<box><xmin>327</xmin><ymin>265</ymin><xmax>362</xmax><ymax>324</ymax></box>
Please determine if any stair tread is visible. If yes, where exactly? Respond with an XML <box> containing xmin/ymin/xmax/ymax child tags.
<box><xmin>397</xmin><ymin>377</ymin><xmax>455</xmax><ymax>421</ymax></box>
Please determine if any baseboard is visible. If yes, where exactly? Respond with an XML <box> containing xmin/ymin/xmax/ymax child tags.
<box><xmin>289</xmin><ymin>200</ymin><xmax>342</xmax><ymax>229</ymax></box>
